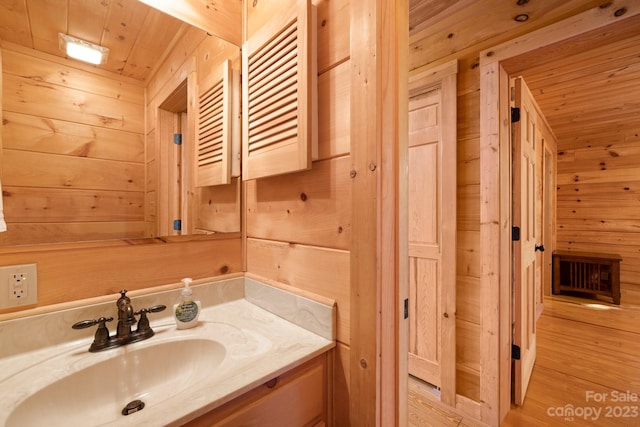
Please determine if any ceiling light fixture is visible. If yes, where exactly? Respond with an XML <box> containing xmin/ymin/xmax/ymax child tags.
<box><xmin>58</xmin><ymin>33</ymin><xmax>109</xmax><ymax>65</ymax></box>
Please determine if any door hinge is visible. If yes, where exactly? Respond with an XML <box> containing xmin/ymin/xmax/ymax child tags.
<box><xmin>173</xmin><ymin>133</ymin><xmax>182</xmax><ymax>145</ymax></box>
<box><xmin>512</xmin><ymin>226</ymin><xmax>521</xmax><ymax>241</ymax></box>
<box><xmin>173</xmin><ymin>219</ymin><xmax>182</xmax><ymax>231</ymax></box>
<box><xmin>404</xmin><ymin>298</ymin><xmax>409</xmax><ymax>320</ymax></box>
<box><xmin>512</xmin><ymin>344</ymin><xmax>521</xmax><ymax>360</ymax></box>
<box><xmin>511</xmin><ymin>107</ymin><xmax>520</xmax><ymax>123</ymax></box>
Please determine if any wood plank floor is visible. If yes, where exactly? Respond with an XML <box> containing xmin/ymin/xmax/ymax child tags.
<box><xmin>408</xmin><ymin>296</ymin><xmax>640</xmax><ymax>426</ymax></box>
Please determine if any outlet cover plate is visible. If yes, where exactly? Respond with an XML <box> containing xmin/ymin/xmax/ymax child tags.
<box><xmin>0</xmin><ymin>264</ymin><xmax>38</xmax><ymax>309</ymax></box>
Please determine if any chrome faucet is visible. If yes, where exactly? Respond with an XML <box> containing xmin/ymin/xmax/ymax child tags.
<box><xmin>72</xmin><ymin>290</ymin><xmax>166</xmax><ymax>352</ymax></box>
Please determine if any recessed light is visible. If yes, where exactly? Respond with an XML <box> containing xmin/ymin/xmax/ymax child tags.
<box><xmin>58</xmin><ymin>33</ymin><xmax>109</xmax><ymax>65</ymax></box>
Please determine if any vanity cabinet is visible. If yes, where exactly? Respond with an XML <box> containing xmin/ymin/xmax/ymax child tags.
<box><xmin>183</xmin><ymin>354</ymin><xmax>327</xmax><ymax>426</ymax></box>
<box><xmin>241</xmin><ymin>0</ymin><xmax>317</xmax><ymax>180</ymax></box>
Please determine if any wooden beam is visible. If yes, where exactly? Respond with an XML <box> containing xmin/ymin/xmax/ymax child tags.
<box><xmin>137</xmin><ymin>0</ymin><xmax>242</xmax><ymax>46</ymax></box>
<box><xmin>350</xmin><ymin>0</ymin><xmax>405</xmax><ymax>425</ymax></box>
<box><xmin>349</xmin><ymin>0</ymin><xmax>379</xmax><ymax>421</ymax></box>
<box><xmin>396</xmin><ymin>1</ymin><xmax>410</xmax><ymax>426</ymax></box>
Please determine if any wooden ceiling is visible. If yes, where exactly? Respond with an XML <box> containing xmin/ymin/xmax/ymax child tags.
<box><xmin>0</xmin><ymin>0</ymin><xmax>196</xmax><ymax>81</ymax></box>
<box><xmin>409</xmin><ymin>0</ymin><xmax>640</xmax><ymax>151</ymax></box>
<box><xmin>512</xmin><ymin>13</ymin><xmax>640</xmax><ymax>151</ymax></box>
<box><xmin>2</xmin><ymin>0</ymin><xmax>638</xmax><ymax>149</ymax></box>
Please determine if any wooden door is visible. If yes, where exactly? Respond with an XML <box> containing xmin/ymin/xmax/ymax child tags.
<box><xmin>512</xmin><ymin>77</ymin><xmax>540</xmax><ymax>405</ymax></box>
<box><xmin>407</xmin><ymin>83</ymin><xmax>455</xmax><ymax>390</ymax></box>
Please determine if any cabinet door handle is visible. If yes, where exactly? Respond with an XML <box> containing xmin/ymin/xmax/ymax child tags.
<box><xmin>265</xmin><ymin>378</ymin><xmax>278</xmax><ymax>389</ymax></box>
<box><xmin>535</xmin><ymin>244</ymin><xmax>545</xmax><ymax>252</ymax></box>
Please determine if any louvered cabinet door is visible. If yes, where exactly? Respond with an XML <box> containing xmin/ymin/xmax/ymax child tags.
<box><xmin>196</xmin><ymin>59</ymin><xmax>232</xmax><ymax>187</ymax></box>
<box><xmin>242</xmin><ymin>0</ymin><xmax>316</xmax><ymax>180</ymax></box>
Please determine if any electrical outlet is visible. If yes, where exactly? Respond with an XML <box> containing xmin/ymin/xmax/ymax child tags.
<box><xmin>0</xmin><ymin>264</ymin><xmax>38</xmax><ymax>309</ymax></box>
<box><xmin>9</xmin><ymin>272</ymin><xmax>28</xmax><ymax>300</ymax></box>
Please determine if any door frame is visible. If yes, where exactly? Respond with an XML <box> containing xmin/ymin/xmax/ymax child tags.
<box><xmin>478</xmin><ymin>5</ymin><xmax>640</xmax><ymax>424</ymax></box>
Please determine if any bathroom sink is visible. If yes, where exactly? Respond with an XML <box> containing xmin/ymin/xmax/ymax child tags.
<box><xmin>0</xmin><ymin>284</ymin><xmax>333</xmax><ymax>427</ymax></box>
<box><xmin>6</xmin><ymin>338</ymin><xmax>226</xmax><ymax>427</ymax></box>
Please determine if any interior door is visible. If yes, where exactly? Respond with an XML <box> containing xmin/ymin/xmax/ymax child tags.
<box><xmin>406</xmin><ymin>61</ymin><xmax>457</xmax><ymax>404</ymax></box>
<box><xmin>512</xmin><ymin>77</ymin><xmax>540</xmax><ymax>405</ymax></box>
<box><xmin>407</xmin><ymin>77</ymin><xmax>461</xmax><ymax>392</ymax></box>
<box><xmin>407</xmin><ymin>87</ymin><xmax>442</xmax><ymax>387</ymax></box>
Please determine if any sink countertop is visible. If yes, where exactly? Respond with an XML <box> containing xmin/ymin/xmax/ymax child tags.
<box><xmin>0</xmin><ymin>277</ymin><xmax>336</xmax><ymax>427</ymax></box>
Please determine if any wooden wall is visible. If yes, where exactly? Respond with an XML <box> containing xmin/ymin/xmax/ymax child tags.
<box><xmin>556</xmin><ymin>138</ymin><xmax>640</xmax><ymax>304</ymax></box>
<box><xmin>245</xmin><ymin>0</ymin><xmax>351</xmax><ymax>424</ymax></box>
<box><xmin>0</xmin><ymin>235</ymin><xmax>243</xmax><ymax>316</ymax></box>
<box><xmin>1</xmin><ymin>42</ymin><xmax>145</xmax><ymax>245</ymax></box>
<box><xmin>0</xmin><ymin>27</ymin><xmax>244</xmax><ymax>317</ymax></box>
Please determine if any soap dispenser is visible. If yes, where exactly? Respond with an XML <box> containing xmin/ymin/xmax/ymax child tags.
<box><xmin>174</xmin><ymin>278</ymin><xmax>201</xmax><ymax>329</ymax></box>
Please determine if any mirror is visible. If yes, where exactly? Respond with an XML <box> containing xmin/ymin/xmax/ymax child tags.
<box><xmin>0</xmin><ymin>0</ymin><xmax>241</xmax><ymax>247</ymax></box>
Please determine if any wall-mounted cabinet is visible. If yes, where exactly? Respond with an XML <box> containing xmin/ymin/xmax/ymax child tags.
<box><xmin>196</xmin><ymin>59</ymin><xmax>241</xmax><ymax>187</ymax></box>
<box><xmin>242</xmin><ymin>0</ymin><xmax>317</xmax><ymax>180</ymax></box>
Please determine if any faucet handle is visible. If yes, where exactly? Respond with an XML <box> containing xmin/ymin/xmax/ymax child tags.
<box><xmin>135</xmin><ymin>305</ymin><xmax>166</xmax><ymax>315</ymax></box>
<box><xmin>73</xmin><ymin>317</ymin><xmax>114</xmax><ymax>352</ymax></box>
<box><xmin>134</xmin><ymin>305</ymin><xmax>166</xmax><ymax>338</ymax></box>
<box><xmin>72</xmin><ymin>317</ymin><xmax>114</xmax><ymax>329</ymax></box>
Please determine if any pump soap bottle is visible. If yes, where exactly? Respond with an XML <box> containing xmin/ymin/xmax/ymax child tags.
<box><xmin>174</xmin><ymin>278</ymin><xmax>201</xmax><ymax>329</ymax></box>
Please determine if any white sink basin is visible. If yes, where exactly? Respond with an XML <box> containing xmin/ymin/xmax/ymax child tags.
<box><xmin>6</xmin><ymin>337</ymin><xmax>225</xmax><ymax>427</ymax></box>
<box><xmin>0</xmin><ymin>288</ymin><xmax>333</xmax><ymax>427</ymax></box>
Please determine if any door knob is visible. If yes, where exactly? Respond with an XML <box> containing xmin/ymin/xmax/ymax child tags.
<box><xmin>535</xmin><ymin>244</ymin><xmax>545</xmax><ymax>252</ymax></box>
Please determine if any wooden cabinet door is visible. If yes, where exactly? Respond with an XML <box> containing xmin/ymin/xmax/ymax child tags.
<box><xmin>241</xmin><ymin>0</ymin><xmax>316</xmax><ymax>180</ymax></box>
<box><xmin>512</xmin><ymin>77</ymin><xmax>539</xmax><ymax>405</ymax></box>
<box><xmin>196</xmin><ymin>60</ymin><xmax>233</xmax><ymax>187</ymax></box>
<box><xmin>183</xmin><ymin>356</ymin><xmax>326</xmax><ymax>427</ymax></box>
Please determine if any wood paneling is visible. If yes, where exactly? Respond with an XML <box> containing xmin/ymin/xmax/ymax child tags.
<box><xmin>137</xmin><ymin>0</ymin><xmax>242</xmax><ymax>47</ymax></box>
<box><xmin>3</xmin><ymin>111</ymin><xmax>144</xmax><ymax>162</ymax></box>
<box><xmin>1</xmin><ymin>46</ymin><xmax>145</xmax><ymax>104</ymax></box>
<box><xmin>409</xmin><ymin>0</ymin><xmax>605</xmax><ymax>71</ymax></box>
<box><xmin>3</xmin><ymin>187</ymin><xmax>142</xmax><ymax>222</ymax></box>
<box><xmin>0</xmin><ymin>0</ymin><xmax>207</xmax><ymax>82</ymax></box>
<box><xmin>0</xmin><ymin>222</ymin><xmax>146</xmax><ymax>247</ymax></box>
<box><xmin>315</xmin><ymin>0</ymin><xmax>350</xmax><ymax>73</ymax></box>
<box><xmin>245</xmin><ymin>156</ymin><xmax>352</xmax><ymax>250</ymax></box>
<box><xmin>194</xmin><ymin>178</ymin><xmax>241</xmax><ymax>234</ymax></box>
<box><xmin>4</xmin><ymin>150</ymin><xmax>143</xmax><ymax>191</ymax></box>
<box><xmin>317</xmin><ymin>60</ymin><xmax>350</xmax><ymax>160</ymax></box>
<box><xmin>3</xmin><ymin>72</ymin><xmax>143</xmax><ymax>133</ymax></box>
<box><xmin>0</xmin><ymin>235</ymin><xmax>242</xmax><ymax>314</ymax></box>
<box><xmin>1</xmin><ymin>45</ymin><xmax>145</xmax><ymax>246</ymax></box>
<box><xmin>554</xmin><ymin>120</ymin><xmax>640</xmax><ymax>304</ymax></box>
